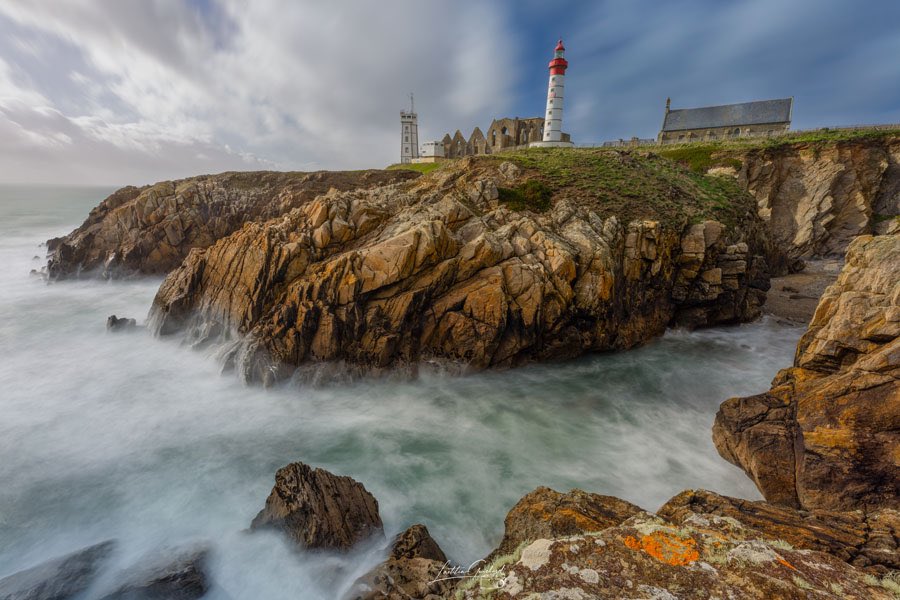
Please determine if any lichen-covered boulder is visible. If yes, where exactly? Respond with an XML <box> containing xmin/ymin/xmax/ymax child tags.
<box><xmin>487</xmin><ymin>487</ymin><xmax>643</xmax><ymax>561</ymax></box>
<box><xmin>456</xmin><ymin>511</ymin><xmax>898</xmax><ymax>599</ymax></box>
<box><xmin>250</xmin><ymin>462</ymin><xmax>383</xmax><ymax>551</ymax></box>
<box><xmin>659</xmin><ymin>489</ymin><xmax>900</xmax><ymax>574</ymax></box>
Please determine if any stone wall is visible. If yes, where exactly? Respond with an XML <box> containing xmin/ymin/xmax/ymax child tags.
<box><xmin>659</xmin><ymin>122</ymin><xmax>790</xmax><ymax>144</ymax></box>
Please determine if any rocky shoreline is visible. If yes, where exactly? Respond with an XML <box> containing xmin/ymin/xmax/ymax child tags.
<box><xmin>14</xmin><ymin>137</ymin><xmax>898</xmax><ymax>598</ymax></box>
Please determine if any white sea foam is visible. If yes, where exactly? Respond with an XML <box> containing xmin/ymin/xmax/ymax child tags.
<box><xmin>0</xmin><ymin>185</ymin><xmax>803</xmax><ymax>598</ymax></box>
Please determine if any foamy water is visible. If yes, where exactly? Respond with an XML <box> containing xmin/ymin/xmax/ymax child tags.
<box><xmin>0</xmin><ymin>185</ymin><xmax>802</xmax><ymax>598</ymax></box>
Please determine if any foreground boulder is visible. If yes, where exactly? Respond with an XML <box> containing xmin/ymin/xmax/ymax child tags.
<box><xmin>659</xmin><ymin>489</ymin><xmax>900</xmax><ymax>574</ymax></box>
<box><xmin>0</xmin><ymin>540</ymin><xmax>115</xmax><ymax>600</ymax></box>
<box><xmin>348</xmin><ymin>524</ymin><xmax>454</xmax><ymax>600</ymax></box>
<box><xmin>98</xmin><ymin>545</ymin><xmax>209</xmax><ymax>600</ymax></box>
<box><xmin>46</xmin><ymin>170</ymin><xmax>418</xmax><ymax>279</ymax></box>
<box><xmin>487</xmin><ymin>487</ymin><xmax>643</xmax><ymax>561</ymax></box>
<box><xmin>714</xmin><ymin>233</ymin><xmax>899</xmax><ymax>512</ymax></box>
<box><xmin>150</xmin><ymin>156</ymin><xmax>770</xmax><ymax>383</ymax></box>
<box><xmin>457</xmin><ymin>510</ymin><xmax>897</xmax><ymax>599</ymax></box>
<box><xmin>251</xmin><ymin>462</ymin><xmax>383</xmax><ymax>551</ymax></box>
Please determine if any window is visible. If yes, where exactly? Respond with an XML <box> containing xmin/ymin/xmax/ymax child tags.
<box><xmin>404</xmin><ymin>126</ymin><xmax>409</xmax><ymax>132</ymax></box>
<box><xmin>405</xmin><ymin>136</ymin><xmax>409</xmax><ymax>142</ymax></box>
<box><xmin>501</xmin><ymin>127</ymin><xmax>508</xmax><ymax>135</ymax></box>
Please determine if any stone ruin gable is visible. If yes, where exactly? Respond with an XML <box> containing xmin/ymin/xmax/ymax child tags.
<box><xmin>468</xmin><ymin>127</ymin><xmax>487</xmax><ymax>155</ymax></box>
<box><xmin>442</xmin><ymin>117</ymin><xmax>546</xmax><ymax>158</ymax></box>
<box><xmin>445</xmin><ymin>130</ymin><xmax>468</xmax><ymax>158</ymax></box>
<box><xmin>486</xmin><ymin>117</ymin><xmax>544</xmax><ymax>149</ymax></box>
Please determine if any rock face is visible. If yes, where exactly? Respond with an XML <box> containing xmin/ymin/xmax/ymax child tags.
<box><xmin>458</xmin><ymin>509</ymin><xmax>896</xmax><ymax>599</ymax></box>
<box><xmin>98</xmin><ymin>546</ymin><xmax>209</xmax><ymax>600</ymax></box>
<box><xmin>250</xmin><ymin>462</ymin><xmax>383</xmax><ymax>551</ymax></box>
<box><xmin>659</xmin><ymin>489</ymin><xmax>899</xmax><ymax>575</ymax></box>
<box><xmin>348</xmin><ymin>524</ymin><xmax>454</xmax><ymax>600</ymax></box>
<box><xmin>714</xmin><ymin>233</ymin><xmax>900</xmax><ymax>511</ymax></box>
<box><xmin>739</xmin><ymin>136</ymin><xmax>900</xmax><ymax>271</ymax></box>
<box><xmin>487</xmin><ymin>487</ymin><xmax>643</xmax><ymax>561</ymax></box>
<box><xmin>0</xmin><ymin>540</ymin><xmax>115</xmax><ymax>600</ymax></box>
<box><xmin>150</xmin><ymin>159</ymin><xmax>769</xmax><ymax>383</ymax></box>
<box><xmin>46</xmin><ymin>170</ymin><xmax>418</xmax><ymax>279</ymax></box>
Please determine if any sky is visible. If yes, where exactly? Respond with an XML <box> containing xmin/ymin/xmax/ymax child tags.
<box><xmin>0</xmin><ymin>0</ymin><xmax>898</xmax><ymax>185</ymax></box>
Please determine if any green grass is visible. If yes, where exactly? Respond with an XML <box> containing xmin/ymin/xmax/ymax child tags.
<box><xmin>498</xmin><ymin>180</ymin><xmax>553</xmax><ymax>212</ymax></box>
<box><xmin>386</xmin><ymin>162</ymin><xmax>444</xmax><ymax>174</ymax></box>
<box><xmin>658</xmin><ymin>144</ymin><xmax>743</xmax><ymax>173</ymax></box>
<box><xmin>482</xmin><ymin>146</ymin><xmax>756</xmax><ymax>227</ymax></box>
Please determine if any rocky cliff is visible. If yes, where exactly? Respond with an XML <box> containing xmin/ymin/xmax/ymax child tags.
<box><xmin>737</xmin><ymin>135</ymin><xmax>900</xmax><ymax>271</ymax></box>
<box><xmin>714</xmin><ymin>233</ymin><xmax>899</xmax><ymax>512</ymax></box>
<box><xmin>147</xmin><ymin>154</ymin><xmax>770</xmax><ymax>383</ymax></box>
<box><xmin>45</xmin><ymin>170</ymin><xmax>417</xmax><ymax>278</ymax></box>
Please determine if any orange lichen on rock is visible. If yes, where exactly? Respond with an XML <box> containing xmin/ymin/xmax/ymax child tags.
<box><xmin>777</xmin><ymin>557</ymin><xmax>798</xmax><ymax>571</ymax></box>
<box><xmin>623</xmin><ymin>532</ymin><xmax>700</xmax><ymax>566</ymax></box>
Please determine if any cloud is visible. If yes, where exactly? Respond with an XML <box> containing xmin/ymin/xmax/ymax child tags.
<box><xmin>0</xmin><ymin>0</ymin><xmax>519</xmax><ymax>184</ymax></box>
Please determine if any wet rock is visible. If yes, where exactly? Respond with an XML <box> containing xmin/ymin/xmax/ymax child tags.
<box><xmin>150</xmin><ymin>159</ymin><xmax>770</xmax><ymax>383</ymax></box>
<box><xmin>106</xmin><ymin>315</ymin><xmax>137</xmax><ymax>331</ymax></box>
<box><xmin>98</xmin><ymin>545</ymin><xmax>209</xmax><ymax>600</ymax></box>
<box><xmin>714</xmin><ymin>233</ymin><xmax>900</xmax><ymax>512</ymax></box>
<box><xmin>348</xmin><ymin>524</ymin><xmax>453</xmax><ymax>600</ymax></box>
<box><xmin>659</xmin><ymin>489</ymin><xmax>900</xmax><ymax>574</ymax></box>
<box><xmin>488</xmin><ymin>487</ymin><xmax>642</xmax><ymax>561</ymax></box>
<box><xmin>0</xmin><ymin>540</ymin><xmax>115</xmax><ymax>600</ymax></box>
<box><xmin>250</xmin><ymin>462</ymin><xmax>383</xmax><ymax>551</ymax></box>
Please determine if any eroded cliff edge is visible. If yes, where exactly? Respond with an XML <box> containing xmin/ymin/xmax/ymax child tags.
<box><xmin>714</xmin><ymin>232</ymin><xmax>899</xmax><ymax>512</ymax></box>
<box><xmin>147</xmin><ymin>154</ymin><xmax>770</xmax><ymax>383</ymax></box>
<box><xmin>46</xmin><ymin>169</ymin><xmax>418</xmax><ymax>278</ymax></box>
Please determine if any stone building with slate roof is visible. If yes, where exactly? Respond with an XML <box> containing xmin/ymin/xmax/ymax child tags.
<box><xmin>658</xmin><ymin>97</ymin><xmax>793</xmax><ymax>144</ymax></box>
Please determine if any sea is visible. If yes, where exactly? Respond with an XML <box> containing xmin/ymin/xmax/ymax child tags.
<box><xmin>0</xmin><ymin>184</ymin><xmax>802</xmax><ymax>598</ymax></box>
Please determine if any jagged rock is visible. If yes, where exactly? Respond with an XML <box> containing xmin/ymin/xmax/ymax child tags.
<box><xmin>106</xmin><ymin>315</ymin><xmax>137</xmax><ymax>331</ymax></box>
<box><xmin>46</xmin><ymin>170</ymin><xmax>418</xmax><ymax>279</ymax></box>
<box><xmin>714</xmin><ymin>233</ymin><xmax>900</xmax><ymax>512</ymax></box>
<box><xmin>739</xmin><ymin>137</ymin><xmax>900</xmax><ymax>271</ymax></box>
<box><xmin>487</xmin><ymin>487</ymin><xmax>643</xmax><ymax>561</ymax></box>
<box><xmin>0</xmin><ymin>540</ymin><xmax>115</xmax><ymax>600</ymax></box>
<box><xmin>98</xmin><ymin>546</ymin><xmax>209</xmax><ymax>600</ymax></box>
<box><xmin>348</xmin><ymin>525</ymin><xmax>453</xmax><ymax>600</ymax></box>
<box><xmin>149</xmin><ymin>160</ymin><xmax>770</xmax><ymax>383</ymax></box>
<box><xmin>250</xmin><ymin>462</ymin><xmax>383</xmax><ymax>551</ymax></box>
<box><xmin>459</xmin><ymin>510</ymin><xmax>897</xmax><ymax>599</ymax></box>
<box><xmin>659</xmin><ymin>489</ymin><xmax>900</xmax><ymax>574</ymax></box>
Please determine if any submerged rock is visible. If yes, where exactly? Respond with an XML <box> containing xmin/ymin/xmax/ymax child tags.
<box><xmin>348</xmin><ymin>524</ymin><xmax>453</xmax><ymax>600</ymax></box>
<box><xmin>250</xmin><ymin>461</ymin><xmax>383</xmax><ymax>551</ymax></box>
<box><xmin>0</xmin><ymin>540</ymin><xmax>115</xmax><ymax>600</ymax></box>
<box><xmin>714</xmin><ymin>233</ymin><xmax>900</xmax><ymax>512</ymax></box>
<box><xmin>98</xmin><ymin>545</ymin><xmax>209</xmax><ymax>600</ymax></box>
<box><xmin>106</xmin><ymin>315</ymin><xmax>137</xmax><ymax>331</ymax></box>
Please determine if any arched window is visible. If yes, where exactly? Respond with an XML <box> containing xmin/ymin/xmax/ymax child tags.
<box><xmin>492</xmin><ymin>131</ymin><xmax>497</xmax><ymax>146</ymax></box>
<box><xmin>457</xmin><ymin>141</ymin><xmax>463</xmax><ymax>154</ymax></box>
<box><xmin>501</xmin><ymin>126</ymin><xmax>508</xmax><ymax>136</ymax></box>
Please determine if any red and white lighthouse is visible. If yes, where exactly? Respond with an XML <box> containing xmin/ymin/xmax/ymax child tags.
<box><xmin>532</xmin><ymin>39</ymin><xmax>573</xmax><ymax>147</ymax></box>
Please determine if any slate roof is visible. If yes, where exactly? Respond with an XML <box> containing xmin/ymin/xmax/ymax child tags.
<box><xmin>661</xmin><ymin>98</ymin><xmax>793</xmax><ymax>132</ymax></box>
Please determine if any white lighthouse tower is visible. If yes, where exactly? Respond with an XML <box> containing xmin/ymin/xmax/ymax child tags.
<box><xmin>531</xmin><ymin>39</ymin><xmax>574</xmax><ymax>148</ymax></box>
<box><xmin>400</xmin><ymin>94</ymin><xmax>419</xmax><ymax>164</ymax></box>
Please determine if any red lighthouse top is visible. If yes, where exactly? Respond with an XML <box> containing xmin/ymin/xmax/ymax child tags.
<box><xmin>549</xmin><ymin>39</ymin><xmax>568</xmax><ymax>75</ymax></box>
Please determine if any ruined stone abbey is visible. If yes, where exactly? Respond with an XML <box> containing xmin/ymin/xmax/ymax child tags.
<box><xmin>439</xmin><ymin>117</ymin><xmax>572</xmax><ymax>158</ymax></box>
